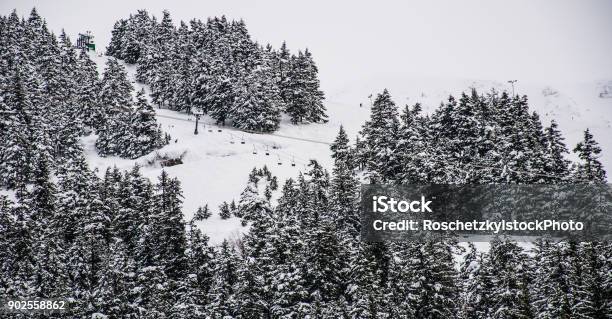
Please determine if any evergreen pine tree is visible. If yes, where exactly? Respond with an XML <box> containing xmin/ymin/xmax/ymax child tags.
<box><xmin>129</xmin><ymin>88</ymin><xmax>168</xmax><ymax>158</ymax></box>
<box><xmin>302</xmin><ymin>49</ymin><xmax>327</xmax><ymax>123</ymax></box>
<box><xmin>206</xmin><ymin>240</ymin><xmax>240</xmax><ymax>317</ymax></box>
<box><xmin>193</xmin><ymin>204</ymin><xmax>211</xmax><ymax>221</ymax></box>
<box><xmin>357</xmin><ymin>89</ymin><xmax>402</xmax><ymax>182</ymax></box>
<box><xmin>542</xmin><ymin>120</ymin><xmax>571</xmax><ymax>182</ymax></box>
<box><xmin>219</xmin><ymin>201</ymin><xmax>232</xmax><ymax>219</ymax></box>
<box><xmin>0</xmin><ymin>69</ymin><xmax>37</xmax><ymax>188</ymax></box>
<box><xmin>76</xmin><ymin>49</ymin><xmax>102</xmax><ymax>131</ymax></box>
<box><xmin>154</xmin><ymin>170</ymin><xmax>188</xmax><ymax>280</ymax></box>
<box><xmin>329</xmin><ymin>126</ymin><xmax>360</xmax><ymax>237</ymax></box>
<box><xmin>573</xmin><ymin>129</ymin><xmax>607</xmax><ymax>182</ymax></box>
<box><xmin>230</xmin><ymin>64</ymin><xmax>281</xmax><ymax>132</ymax></box>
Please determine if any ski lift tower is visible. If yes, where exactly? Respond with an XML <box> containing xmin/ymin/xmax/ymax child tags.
<box><xmin>77</xmin><ymin>31</ymin><xmax>95</xmax><ymax>51</ymax></box>
<box><xmin>507</xmin><ymin>80</ymin><xmax>518</xmax><ymax>96</ymax></box>
<box><xmin>192</xmin><ymin>109</ymin><xmax>203</xmax><ymax>135</ymax></box>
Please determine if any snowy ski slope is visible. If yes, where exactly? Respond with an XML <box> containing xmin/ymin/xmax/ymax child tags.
<box><xmin>83</xmin><ymin>53</ymin><xmax>612</xmax><ymax>245</ymax></box>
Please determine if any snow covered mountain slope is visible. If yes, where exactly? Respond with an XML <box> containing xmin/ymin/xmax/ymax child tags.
<box><xmin>85</xmin><ymin>54</ymin><xmax>337</xmax><ymax>244</ymax></box>
<box><xmin>83</xmin><ymin>53</ymin><xmax>612</xmax><ymax>244</ymax></box>
<box><xmin>328</xmin><ymin>75</ymin><xmax>612</xmax><ymax>166</ymax></box>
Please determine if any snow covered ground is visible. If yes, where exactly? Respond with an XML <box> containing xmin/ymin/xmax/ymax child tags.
<box><xmin>0</xmin><ymin>51</ymin><xmax>607</xmax><ymax>246</ymax></box>
<box><xmin>85</xmin><ymin>54</ymin><xmax>338</xmax><ymax>244</ymax></box>
<box><xmin>327</xmin><ymin>75</ymin><xmax>612</xmax><ymax>166</ymax></box>
<box><xmin>80</xmin><ymin>53</ymin><xmax>611</xmax><ymax>245</ymax></box>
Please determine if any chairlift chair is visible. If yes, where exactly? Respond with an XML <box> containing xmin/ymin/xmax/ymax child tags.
<box><xmin>277</xmin><ymin>155</ymin><xmax>282</xmax><ymax>165</ymax></box>
<box><xmin>265</xmin><ymin>146</ymin><xmax>270</xmax><ymax>156</ymax></box>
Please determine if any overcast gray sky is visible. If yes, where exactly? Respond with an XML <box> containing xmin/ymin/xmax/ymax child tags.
<box><xmin>2</xmin><ymin>0</ymin><xmax>611</xmax><ymax>91</ymax></box>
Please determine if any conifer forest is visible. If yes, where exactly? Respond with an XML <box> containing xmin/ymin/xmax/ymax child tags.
<box><xmin>0</xmin><ymin>4</ymin><xmax>611</xmax><ymax>319</ymax></box>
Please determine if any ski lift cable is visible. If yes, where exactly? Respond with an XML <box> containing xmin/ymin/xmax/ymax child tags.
<box><xmin>212</xmin><ymin>130</ymin><xmax>298</xmax><ymax>164</ymax></box>
<box><xmin>216</xmin><ymin>132</ymin><xmax>293</xmax><ymax>163</ymax></box>
<box><xmin>268</xmin><ymin>147</ymin><xmax>307</xmax><ymax>165</ymax></box>
<box><xmin>244</xmin><ymin>137</ymin><xmax>304</xmax><ymax>163</ymax></box>
<box><xmin>161</xmin><ymin>114</ymin><xmax>231</xmax><ymax>148</ymax></box>
<box><xmin>156</xmin><ymin>113</ymin><xmax>330</xmax><ymax>168</ymax></box>
<box><xmin>155</xmin><ymin>113</ymin><xmax>332</xmax><ymax>145</ymax></box>
<box><xmin>156</xmin><ymin>113</ymin><xmax>583</xmax><ymax>180</ymax></box>
<box><xmin>243</xmin><ymin>136</ymin><xmax>310</xmax><ymax>164</ymax></box>
<box><xmin>275</xmin><ymin>147</ymin><xmax>310</xmax><ymax>164</ymax></box>
<box><xmin>236</xmin><ymin>134</ymin><xmax>310</xmax><ymax>165</ymax></box>
<box><xmin>273</xmin><ymin>151</ymin><xmax>306</xmax><ymax>167</ymax></box>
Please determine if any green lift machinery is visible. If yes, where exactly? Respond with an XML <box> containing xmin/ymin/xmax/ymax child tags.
<box><xmin>77</xmin><ymin>31</ymin><xmax>95</xmax><ymax>51</ymax></box>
